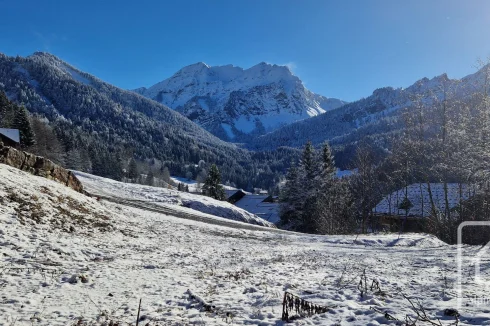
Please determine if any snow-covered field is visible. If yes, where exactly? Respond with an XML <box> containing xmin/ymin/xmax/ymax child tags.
<box><xmin>170</xmin><ymin>176</ymin><xmax>239</xmax><ymax>194</ymax></box>
<box><xmin>75</xmin><ymin>171</ymin><xmax>273</xmax><ymax>228</ymax></box>
<box><xmin>1</xmin><ymin>164</ymin><xmax>490</xmax><ymax>325</ymax></box>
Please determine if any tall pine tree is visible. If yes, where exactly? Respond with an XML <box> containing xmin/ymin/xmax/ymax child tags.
<box><xmin>300</xmin><ymin>141</ymin><xmax>317</xmax><ymax>185</ymax></box>
<box><xmin>127</xmin><ymin>158</ymin><xmax>139</xmax><ymax>181</ymax></box>
<box><xmin>319</xmin><ymin>142</ymin><xmax>336</xmax><ymax>182</ymax></box>
<box><xmin>202</xmin><ymin>164</ymin><xmax>226</xmax><ymax>200</ymax></box>
<box><xmin>12</xmin><ymin>106</ymin><xmax>36</xmax><ymax>148</ymax></box>
<box><xmin>279</xmin><ymin>163</ymin><xmax>303</xmax><ymax>228</ymax></box>
<box><xmin>0</xmin><ymin>91</ymin><xmax>10</xmax><ymax>127</ymax></box>
<box><xmin>299</xmin><ymin>141</ymin><xmax>320</xmax><ymax>232</ymax></box>
<box><xmin>145</xmin><ymin>169</ymin><xmax>155</xmax><ymax>186</ymax></box>
<box><xmin>279</xmin><ymin>140</ymin><xmax>354</xmax><ymax>234</ymax></box>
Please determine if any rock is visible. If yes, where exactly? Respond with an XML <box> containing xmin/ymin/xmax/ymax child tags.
<box><xmin>67</xmin><ymin>275</ymin><xmax>78</xmax><ymax>284</ymax></box>
<box><xmin>0</xmin><ymin>146</ymin><xmax>84</xmax><ymax>193</ymax></box>
<box><xmin>21</xmin><ymin>152</ymin><xmax>37</xmax><ymax>173</ymax></box>
<box><xmin>0</xmin><ymin>146</ymin><xmax>24</xmax><ymax>168</ymax></box>
<box><xmin>51</xmin><ymin>165</ymin><xmax>68</xmax><ymax>183</ymax></box>
<box><xmin>444</xmin><ymin>308</ymin><xmax>460</xmax><ymax>317</ymax></box>
<box><xmin>34</xmin><ymin>156</ymin><xmax>55</xmax><ymax>177</ymax></box>
<box><xmin>66</xmin><ymin>171</ymin><xmax>83</xmax><ymax>193</ymax></box>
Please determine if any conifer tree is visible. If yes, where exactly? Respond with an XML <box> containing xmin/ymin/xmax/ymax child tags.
<box><xmin>127</xmin><ymin>158</ymin><xmax>138</xmax><ymax>181</ymax></box>
<box><xmin>145</xmin><ymin>169</ymin><xmax>154</xmax><ymax>186</ymax></box>
<box><xmin>320</xmin><ymin>142</ymin><xmax>336</xmax><ymax>182</ymax></box>
<box><xmin>161</xmin><ymin>167</ymin><xmax>171</xmax><ymax>184</ymax></box>
<box><xmin>300</xmin><ymin>141</ymin><xmax>317</xmax><ymax>185</ymax></box>
<box><xmin>0</xmin><ymin>91</ymin><xmax>10</xmax><ymax>127</ymax></box>
<box><xmin>202</xmin><ymin>164</ymin><xmax>226</xmax><ymax>200</ymax></box>
<box><xmin>279</xmin><ymin>163</ymin><xmax>303</xmax><ymax>227</ymax></box>
<box><xmin>298</xmin><ymin>141</ymin><xmax>320</xmax><ymax>232</ymax></box>
<box><xmin>12</xmin><ymin>106</ymin><xmax>36</xmax><ymax>148</ymax></box>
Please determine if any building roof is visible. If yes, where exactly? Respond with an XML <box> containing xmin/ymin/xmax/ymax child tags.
<box><xmin>234</xmin><ymin>194</ymin><xmax>279</xmax><ymax>223</ymax></box>
<box><xmin>0</xmin><ymin>128</ymin><xmax>20</xmax><ymax>143</ymax></box>
<box><xmin>227</xmin><ymin>189</ymin><xmax>247</xmax><ymax>204</ymax></box>
<box><xmin>225</xmin><ymin>188</ymin><xmax>251</xmax><ymax>199</ymax></box>
<box><xmin>374</xmin><ymin>183</ymin><xmax>477</xmax><ymax>218</ymax></box>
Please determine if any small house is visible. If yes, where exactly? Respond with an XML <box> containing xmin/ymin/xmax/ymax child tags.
<box><xmin>0</xmin><ymin>128</ymin><xmax>20</xmax><ymax>147</ymax></box>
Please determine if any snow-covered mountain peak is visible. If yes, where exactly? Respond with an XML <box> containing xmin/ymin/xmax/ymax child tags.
<box><xmin>175</xmin><ymin>61</ymin><xmax>211</xmax><ymax>75</ymax></box>
<box><xmin>135</xmin><ymin>62</ymin><xmax>346</xmax><ymax>141</ymax></box>
<box><xmin>405</xmin><ymin>73</ymin><xmax>463</xmax><ymax>97</ymax></box>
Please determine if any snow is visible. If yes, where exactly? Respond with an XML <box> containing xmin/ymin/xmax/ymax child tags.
<box><xmin>336</xmin><ymin>169</ymin><xmax>356</xmax><ymax>178</ymax></box>
<box><xmin>197</xmin><ymin>98</ymin><xmax>210</xmax><ymax>111</ymax></box>
<box><xmin>170</xmin><ymin>175</ymin><xmax>200</xmax><ymax>192</ymax></box>
<box><xmin>234</xmin><ymin>116</ymin><xmax>257</xmax><ymax>134</ymax></box>
<box><xmin>74</xmin><ymin>171</ymin><xmax>273</xmax><ymax>227</ymax></box>
<box><xmin>170</xmin><ymin>175</ymin><xmax>240</xmax><ymax>193</ymax></box>
<box><xmin>59</xmin><ymin>64</ymin><xmax>92</xmax><ymax>86</ymax></box>
<box><xmin>234</xmin><ymin>195</ymin><xmax>279</xmax><ymax>224</ymax></box>
<box><xmin>374</xmin><ymin>183</ymin><xmax>476</xmax><ymax>217</ymax></box>
<box><xmin>2</xmin><ymin>164</ymin><xmax>490</xmax><ymax>325</ymax></box>
<box><xmin>136</xmin><ymin>62</ymin><xmax>346</xmax><ymax>138</ymax></box>
<box><xmin>220</xmin><ymin>123</ymin><xmax>234</xmax><ymax>139</ymax></box>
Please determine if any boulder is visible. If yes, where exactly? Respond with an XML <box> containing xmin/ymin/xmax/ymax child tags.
<box><xmin>34</xmin><ymin>156</ymin><xmax>56</xmax><ymax>178</ymax></box>
<box><xmin>0</xmin><ymin>146</ymin><xmax>25</xmax><ymax>169</ymax></box>
<box><xmin>66</xmin><ymin>171</ymin><xmax>84</xmax><ymax>193</ymax></box>
<box><xmin>22</xmin><ymin>152</ymin><xmax>38</xmax><ymax>174</ymax></box>
<box><xmin>51</xmin><ymin>165</ymin><xmax>69</xmax><ymax>183</ymax></box>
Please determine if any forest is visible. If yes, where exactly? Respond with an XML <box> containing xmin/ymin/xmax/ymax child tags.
<box><xmin>280</xmin><ymin>63</ymin><xmax>490</xmax><ymax>244</ymax></box>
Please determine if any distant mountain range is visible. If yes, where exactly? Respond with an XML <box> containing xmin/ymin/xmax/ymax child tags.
<box><xmin>1</xmin><ymin>51</ymin><xmax>487</xmax><ymax>178</ymax></box>
<box><xmin>248</xmin><ymin>64</ymin><xmax>490</xmax><ymax>161</ymax></box>
<box><xmin>0</xmin><ymin>52</ymin><xmax>298</xmax><ymax>189</ymax></box>
<box><xmin>133</xmin><ymin>62</ymin><xmax>346</xmax><ymax>141</ymax></box>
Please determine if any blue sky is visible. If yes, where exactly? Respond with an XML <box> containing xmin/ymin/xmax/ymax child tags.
<box><xmin>1</xmin><ymin>0</ymin><xmax>490</xmax><ymax>101</ymax></box>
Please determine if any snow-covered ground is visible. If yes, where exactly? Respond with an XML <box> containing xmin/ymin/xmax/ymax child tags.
<box><xmin>1</xmin><ymin>164</ymin><xmax>490</xmax><ymax>325</ymax></box>
<box><xmin>75</xmin><ymin>171</ymin><xmax>274</xmax><ymax>227</ymax></box>
<box><xmin>170</xmin><ymin>176</ymin><xmax>240</xmax><ymax>194</ymax></box>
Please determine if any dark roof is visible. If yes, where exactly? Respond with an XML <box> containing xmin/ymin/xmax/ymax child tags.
<box><xmin>227</xmin><ymin>189</ymin><xmax>247</xmax><ymax>204</ymax></box>
<box><xmin>0</xmin><ymin>128</ymin><xmax>20</xmax><ymax>143</ymax></box>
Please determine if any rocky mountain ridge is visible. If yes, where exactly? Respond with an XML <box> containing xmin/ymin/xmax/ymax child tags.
<box><xmin>134</xmin><ymin>62</ymin><xmax>346</xmax><ymax>140</ymax></box>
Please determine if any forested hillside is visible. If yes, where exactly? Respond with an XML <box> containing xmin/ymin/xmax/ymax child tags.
<box><xmin>277</xmin><ymin>62</ymin><xmax>490</xmax><ymax>243</ymax></box>
<box><xmin>0</xmin><ymin>52</ymin><xmax>298</xmax><ymax>190</ymax></box>
<box><xmin>250</xmin><ymin>66</ymin><xmax>490</xmax><ymax>169</ymax></box>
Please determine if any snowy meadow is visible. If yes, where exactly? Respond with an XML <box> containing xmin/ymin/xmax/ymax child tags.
<box><xmin>1</xmin><ymin>165</ymin><xmax>490</xmax><ymax>325</ymax></box>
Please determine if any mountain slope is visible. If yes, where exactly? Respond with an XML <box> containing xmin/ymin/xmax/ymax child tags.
<box><xmin>135</xmin><ymin>62</ymin><xmax>346</xmax><ymax>141</ymax></box>
<box><xmin>250</xmin><ymin>66</ymin><xmax>490</xmax><ymax>161</ymax></box>
<box><xmin>3</xmin><ymin>163</ymin><xmax>486</xmax><ymax>325</ymax></box>
<box><xmin>0</xmin><ymin>52</ymin><xmax>297</xmax><ymax>188</ymax></box>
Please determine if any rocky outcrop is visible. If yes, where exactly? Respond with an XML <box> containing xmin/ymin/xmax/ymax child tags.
<box><xmin>0</xmin><ymin>145</ymin><xmax>83</xmax><ymax>193</ymax></box>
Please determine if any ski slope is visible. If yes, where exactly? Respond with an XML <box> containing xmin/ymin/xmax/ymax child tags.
<box><xmin>1</xmin><ymin>164</ymin><xmax>490</xmax><ymax>325</ymax></box>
